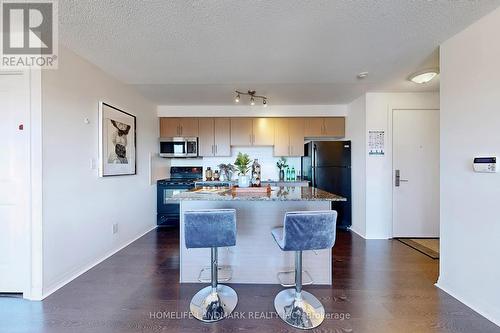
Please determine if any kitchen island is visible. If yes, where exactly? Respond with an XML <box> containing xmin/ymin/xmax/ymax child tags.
<box><xmin>170</xmin><ymin>186</ymin><xmax>346</xmax><ymax>285</ymax></box>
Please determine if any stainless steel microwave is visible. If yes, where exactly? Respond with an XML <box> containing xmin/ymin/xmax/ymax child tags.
<box><xmin>159</xmin><ymin>137</ymin><xmax>198</xmax><ymax>158</ymax></box>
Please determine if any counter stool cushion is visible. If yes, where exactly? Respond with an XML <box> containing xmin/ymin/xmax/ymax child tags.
<box><xmin>184</xmin><ymin>209</ymin><xmax>237</xmax><ymax>249</ymax></box>
<box><xmin>272</xmin><ymin>211</ymin><xmax>337</xmax><ymax>251</ymax></box>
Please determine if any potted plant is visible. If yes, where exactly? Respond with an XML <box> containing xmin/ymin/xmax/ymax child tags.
<box><xmin>218</xmin><ymin>163</ymin><xmax>236</xmax><ymax>182</ymax></box>
<box><xmin>276</xmin><ymin>157</ymin><xmax>288</xmax><ymax>181</ymax></box>
<box><xmin>234</xmin><ymin>152</ymin><xmax>252</xmax><ymax>187</ymax></box>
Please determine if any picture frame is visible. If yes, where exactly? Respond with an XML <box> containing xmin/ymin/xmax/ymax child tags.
<box><xmin>98</xmin><ymin>102</ymin><xmax>136</xmax><ymax>177</ymax></box>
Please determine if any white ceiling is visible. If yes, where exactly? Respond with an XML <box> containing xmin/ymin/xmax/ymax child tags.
<box><xmin>59</xmin><ymin>0</ymin><xmax>500</xmax><ymax>105</ymax></box>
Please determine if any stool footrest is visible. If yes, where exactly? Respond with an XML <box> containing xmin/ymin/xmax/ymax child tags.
<box><xmin>198</xmin><ymin>265</ymin><xmax>233</xmax><ymax>283</ymax></box>
<box><xmin>277</xmin><ymin>269</ymin><xmax>314</xmax><ymax>287</ymax></box>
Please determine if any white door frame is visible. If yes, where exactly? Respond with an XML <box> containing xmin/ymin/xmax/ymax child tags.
<box><xmin>1</xmin><ymin>68</ymin><xmax>44</xmax><ymax>300</ymax></box>
<box><xmin>27</xmin><ymin>68</ymin><xmax>43</xmax><ymax>300</ymax></box>
<box><xmin>391</xmin><ymin>108</ymin><xmax>440</xmax><ymax>238</ymax></box>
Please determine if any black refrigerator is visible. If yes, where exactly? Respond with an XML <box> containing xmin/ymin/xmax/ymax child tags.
<box><xmin>302</xmin><ymin>141</ymin><xmax>352</xmax><ymax>230</ymax></box>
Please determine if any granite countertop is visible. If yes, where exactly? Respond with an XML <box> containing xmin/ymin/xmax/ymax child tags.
<box><xmin>169</xmin><ymin>186</ymin><xmax>346</xmax><ymax>202</ymax></box>
<box><xmin>195</xmin><ymin>179</ymin><xmax>309</xmax><ymax>186</ymax></box>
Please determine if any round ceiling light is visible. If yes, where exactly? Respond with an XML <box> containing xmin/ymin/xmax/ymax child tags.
<box><xmin>409</xmin><ymin>69</ymin><xmax>439</xmax><ymax>84</ymax></box>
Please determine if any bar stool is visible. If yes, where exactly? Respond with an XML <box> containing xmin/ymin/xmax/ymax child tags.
<box><xmin>271</xmin><ymin>210</ymin><xmax>337</xmax><ymax>330</ymax></box>
<box><xmin>184</xmin><ymin>209</ymin><xmax>238</xmax><ymax>322</ymax></box>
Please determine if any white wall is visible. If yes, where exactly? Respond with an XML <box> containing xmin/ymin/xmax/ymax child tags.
<box><xmin>364</xmin><ymin>92</ymin><xmax>440</xmax><ymax>239</ymax></box>
<box><xmin>438</xmin><ymin>7</ymin><xmax>500</xmax><ymax>325</ymax></box>
<box><xmin>347</xmin><ymin>95</ymin><xmax>367</xmax><ymax>237</ymax></box>
<box><xmin>41</xmin><ymin>46</ymin><xmax>158</xmax><ymax>296</ymax></box>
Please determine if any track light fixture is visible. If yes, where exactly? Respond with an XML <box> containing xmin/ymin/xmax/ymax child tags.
<box><xmin>234</xmin><ymin>90</ymin><xmax>268</xmax><ymax>106</ymax></box>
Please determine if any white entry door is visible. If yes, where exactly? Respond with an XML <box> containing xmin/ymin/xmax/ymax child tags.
<box><xmin>0</xmin><ymin>72</ymin><xmax>30</xmax><ymax>293</ymax></box>
<box><xmin>393</xmin><ymin>109</ymin><xmax>440</xmax><ymax>238</ymax></box>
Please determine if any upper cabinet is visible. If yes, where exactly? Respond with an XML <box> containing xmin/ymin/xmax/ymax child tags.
<box><xmin>160</xmin><ymin>117</ymin><xmax>199</xmax><ymax>137</ymax></box>
<box><xmin>252</xmin><ymin>118</ymin><xmax>275</xmax><ymax>146</ymax></box>
<box><xmin>304</xmin><ymin>118</ymin><xmax>324</xmax><ymax>137</ymax></box>
<box><xmin>323</xmin><ymin>117</ymin><xmax>345</xmax><ymax>137</ymax></box>
<box><xmin>304</xmin><ymin>117</ymin><xmax>345</xmax><ymax>137</ymax></box>
<box><xmin>159</xmin><ymin>118</ymin><xmax>179</xmax><ymax>137</ymax></box>
<box><xmin>230</xmin><ymin>118</ymin><xmax>253</xmax><ymax>146</ymax></box>
<box><xmin>230</xmin><ymin>118</ymin><xmax>275</xmax><ymax>146</ymax></box>
<box><xmin>160</xmin><ymin>116</ymin><xmax>345</xmax><ymax>154</ymax></box>
<box><xmin>214</xmin><ymin>118</ymin><xmax>231</xmax><ymax>156</ymax></box>
<box><xmin>199</xmin><ymin>118</ymin><xmax>231</xmax><ymax>157</ymax></box>
<box><xmin>274</xmin><ymin>118</ymin><xmax>305</xmax><ymax>157</ymax></box>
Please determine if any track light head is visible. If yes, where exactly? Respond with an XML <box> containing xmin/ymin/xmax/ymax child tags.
<box><xmin>234</xmin><ymin>89</ymin><xmax>267</xmax><ymax>106</ymax></box>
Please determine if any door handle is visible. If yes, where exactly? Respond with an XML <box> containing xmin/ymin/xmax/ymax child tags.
<box><xmin>395</xmin><ymin>170</ymin><xmax>409</xmax><ymax>187</ymax></box>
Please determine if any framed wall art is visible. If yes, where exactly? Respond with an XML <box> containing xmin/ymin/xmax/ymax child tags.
<box><xmin>98</xmin><ymin>102</ymin><xmax>136</xmax><ymax>176</ymax></box>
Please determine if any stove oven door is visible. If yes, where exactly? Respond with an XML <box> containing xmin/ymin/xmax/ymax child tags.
<box><xmin>157</xmin><ymin>184</ymin><xmax>193</xmax><ymax>227</ymax></box>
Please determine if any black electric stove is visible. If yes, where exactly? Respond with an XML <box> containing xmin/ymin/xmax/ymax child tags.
<box><xmin>157</xmin><ymin>166</ymin><xmax>202</xmax><ymax>227</ymax></box>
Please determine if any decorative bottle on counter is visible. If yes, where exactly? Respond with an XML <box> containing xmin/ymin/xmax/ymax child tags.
<box><xmin>213</xmin><ymin>170</ymin><xmax>220</xmax><ymax>181</ymax></box>
<box><xmin>251</xmin><ymin>159</ymin><xmax>262</xmax><ymax>187</ymax></box>
<box><xmin>291</xmin><ymin>167</ymin><xmax>296</xmax><ymax>181</ymax></box>
<box><xmin>279</xmin><ymin>169</ymin><xmax>285</xmax><ymax>181</ymax></box>
<box><xmin>205</xmin><ymin>167</ymin><xmax>213</xmax><ymax>181</ymax></box>
<box><xmin>286</xmin><ymin>167</ymin><xmax>290</xmax><ymax>181</ymax></box>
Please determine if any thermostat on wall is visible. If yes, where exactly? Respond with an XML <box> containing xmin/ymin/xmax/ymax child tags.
<box><xmin>473</xmin><ymin>157</ymin><xmax>497</xmax><ymax>173</ymax></box>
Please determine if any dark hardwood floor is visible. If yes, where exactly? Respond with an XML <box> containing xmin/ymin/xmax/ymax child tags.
<box><xmin>1</xmin><ymin>228</ymin><xmax>498</xmax><ymax>333</ymax></box>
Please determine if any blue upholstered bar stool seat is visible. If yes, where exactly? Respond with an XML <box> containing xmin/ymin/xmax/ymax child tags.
<box><xmin>184</xmin><ymin>209</ymin><xmax>237</xmax><ymax>322</ymax></box>
<box><xmin>271</xmin><ymin>210</ymin><xmax>337</xmax><ymax>330</ymax></box>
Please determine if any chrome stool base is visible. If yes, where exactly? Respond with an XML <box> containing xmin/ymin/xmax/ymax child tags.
<box><xmin>274</xmin><ymin>289</ymin><xmax>325</xmax><ymax>330</ymax></box>
<box><xmin>190</xmin><ymin>285</ymin><xmax>238</xmax><ymax>322</ymax></box>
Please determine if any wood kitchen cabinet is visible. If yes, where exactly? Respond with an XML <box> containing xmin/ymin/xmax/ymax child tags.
<box><xmin>230</xmin><ymin>118</ymin><xmax>253</xmax><ymax>146</ymax></box>
<box><xmin>159</xmin><ymin>118</ymin><xmax>179</xmax><ymax>137</ymax></box>
<box><xmin>274</xmin><ymin>118</ymin><xmax>305</xmax><ymax>157</ymax></box>
<box><xmin>253</xmin><ymin>118</ymin><xmax>274</xmax><ymax>146</ymax></box>
<box><xmin>304</xmin><ymin>117</ymin><xmax>345</xmax><ymax>137</ymax></box>
<box><xmin>214</xmin><ymin>118</ymin><xmax>231</xmax><ymax>156</ymax></box>
<box><xmin>199</xmin><ymin>118</ymin><xmax>231</xmax><ymax>156</ymax></box>
<box><xmin>159</xmin><ymin>117</ymin><xmax>199</xmax><ymax>137</ymax></box>
<box><xmin>324</xmin><ymin>117</ymin><xmax>345</xmax><ymax>137</ymax></box>
<box><xmin>230</xmin><ymin>117</ymin><xmax>274</xmax><ymax>146</ymax></box>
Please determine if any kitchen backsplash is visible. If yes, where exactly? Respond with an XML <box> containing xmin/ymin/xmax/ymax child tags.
<box><xmin>169</xmin><ymin>146</ymin><xmax>302</xmax><ymax>181</ymax></box>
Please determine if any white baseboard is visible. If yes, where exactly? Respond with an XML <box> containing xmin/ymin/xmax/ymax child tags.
<box><xmin>435</xmin><ymin>281</ymin><xmax>500</xmax><ymax>327</ymax></box>
<box><xmin>349</xmin><ymin>226</ymin><xmax>366</xmax><ymax>239</ymax></box>
<box><xmin>40</xmin><ymin>225</ymin><xmax>157</xmax><ymax>300</ymax></box>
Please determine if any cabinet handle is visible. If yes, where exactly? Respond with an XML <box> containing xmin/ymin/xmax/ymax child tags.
<box><xmin>253</xmin><ymin>133</ymin><xmax>255</xmax><ymax>144</ymax></box>
<box><xmin>215</xmin><ymin>145</ymin><xmax>218</xmax><ymax>154</ymax></box>
<box><xmin>211</xmin><ymin>145</ymin><xmax>214</xmax><ymax>154</ymax></box>
<box><xmin>249</xmin><ymin>134</ymin><xmax>252</xmax><ymax>145</ymax></box>
<box><xmin>291</xmin><ymin>146</ymin><xmax>293</xmax><ymax>155</ymax></box>
<box><xmin>180</xmin><ymin>126</ymin><xmax>183</xmax><ymax>136</ymax></box>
